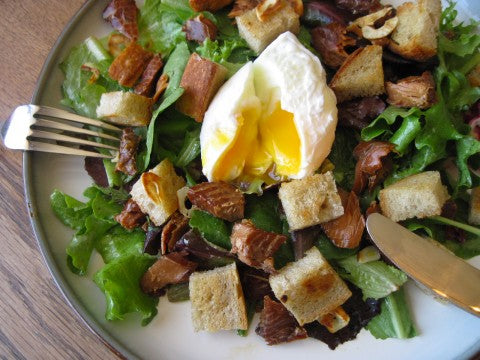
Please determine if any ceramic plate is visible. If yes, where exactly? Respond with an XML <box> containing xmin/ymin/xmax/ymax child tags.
<box><xmin>24</xmin><ymin>1</ymin><xmax>480</xmax><ymax>359</ymax></box>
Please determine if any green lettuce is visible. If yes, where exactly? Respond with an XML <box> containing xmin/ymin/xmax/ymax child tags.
<box><xmin>315</xmin><ymin>234</ymin><xmax>357</xmax><ymax>261</ymax></box>
<box><xmin>336</xmin><ymin>256</ymin><xmax>408</xmax><ymax>299</ymax></box>
<box><xmin>94</xmin><ymin>253</ymin><xmax>158</xmax><ymax>325</ymax></box>
<box><xmin>189</xmin><ymin>209</ymin><xmax>232</xmax><ymax>250</ymax></box>
<box><xmin>141</xmin><ymin>41</ymin><xmax>191</xmax><ymax>171</ymax></box>
<box><xmin>366</xmin><ymin>288</ymin><xmax>417</xmax><ymax>339</ymax></box>
<box><xmin>60</xmin><ymin>37</ymin><xmax>123</xmax><ymax>118</ymax></box>
<box><xmin>328</xmin><ymin>127</ymin><xmax>358</xmax><ymax>191</ymax></box>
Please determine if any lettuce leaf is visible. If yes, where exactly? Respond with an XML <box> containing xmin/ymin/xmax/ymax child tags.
<box><xmin>366</xmin><ymin>288</ymin><xmax>417</xmax><ymax>339</ymax></box>
<box><xmin>189</xmin><ymin>210</ymin><xmax>232</xmax><ymax>250</ymax></box>
<box><xmin>94</xmin><ymin>253</ymin><xmax>158</xmax><ymax>325</ymax></box>
<box><xmin>328</xmin><ymin>127</ymin><xmax>357</xmax><ymax>191</ymax></box>
<box><xmin>141</xmin><ymin>42</ymin><xmax>191</xmax><ymax>171</ymax></box>
<box><xmin>138</xmin><ymin>0</ymin><xmax>192</xmax><ymax>56</ymax></box>
<box><xmin>315</xmin><ymin>234</ymin><xmax>357</xmax><ymax>261</ymax></box>
<box><xmin>336</xmin><ymin>256</ymin><xmax>408</xmax><ymax>299</ymax></box>
<box><xmin>96</xmin><ymin>226</ymin><xmax>145</xmax><ymax>264</ymax></box>
<box><xmin>60</xmin><ymin>37</ymin><xmax>123</xmax><ymax>118</ymax></box>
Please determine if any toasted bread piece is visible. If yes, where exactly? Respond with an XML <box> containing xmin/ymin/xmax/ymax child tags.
<box><xmin>130</xmin><ymin>159</ymin><xmax>186</xmax><ymax>226</ymax></box>
<box><xmin>189</xmin><ymin>262</ymin><xmax>248</xmax><ymax>332</ymax></box>
<box><xmin>469</xmin><ymin>187</ymin><xmax>480</xmax><ymax>225</ymax></box>
<box><xmin>269</xmin><ymin>247</ymin><xmax>352</xmax><ymax>325</ymax></box>
<box><xmin>389</xmin><ymin>0</ymin><xmax>440</xmax><ymax>61</ymax></box>
<box><xmin>329</xmin><ymin>45</ymin><xmax>385</xmax><ymax>103</ymax></box>
<box><xmin>379</xmin><ymin>171</ymin><xmax>450</xmax><ymax>222</ymax></box>
<box><xmin>279</xmin><ymin>171</ymin><xmax>344</xmax><ymax>231</ymax></box>
<box><xmin>96</xmin><ymin>91</ymin><xmax>152</xmax><ymax>126</ymax></box>
<box><xmin>176</xmin><ymin>53</ymin><xmax>227</xmax><ymax>122</ymax></box>
<box><xmin>236</xmin><ymin>6</ymin><xmax>300</xmax><ymax>54</ymax></box>
<box><xmin>189</xmin><ymin>0</ymin><xmax>233</xmax><ymax>12</ymax></box>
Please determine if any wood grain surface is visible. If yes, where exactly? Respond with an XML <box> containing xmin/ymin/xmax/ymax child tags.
<box><xmin>0</xmin><ymin>1</ymin><xmax>118</xmax><ymax>359</ymax></box>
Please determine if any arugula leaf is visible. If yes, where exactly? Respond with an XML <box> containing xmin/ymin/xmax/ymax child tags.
<box><xmin>142</xmin><ymin>42</ymin><xmax>190</xmax><ymax>171</ymax></box>
<box><xmin>94</xmin><ymin>253</ymin><xmax>158</xmax><ymax>325</ymax></box>
<box><xmin>366</xmin><ymin>288</ymin><xmax>417</xmax><ymax>339</ymax></box>
<box><xmin>189</xmin><ymin>210</ymin><xmax>232</xmax><ymax>250</ymax></box>
<box><xmin>175</xmin><ymin>128</ymin><xmax>201</xmax><ymax>167</ymax></box>
<box><xmin>336</xmin><ymin>256</ymin><xmax>408</xmax><ymax>299</ymax></box>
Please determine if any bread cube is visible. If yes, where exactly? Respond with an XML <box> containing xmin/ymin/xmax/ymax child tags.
<box><xmin>189</xmin><ymin>262</ymin><xmax>248</xmax><ymax>332</ymax></box>
<box><xmin>330</xmin><ymin>45</ymin><xmax>385</xmax><ymax>103</ymax></box>
<box><xmin>379</xmin><ymin>171</ymin><xmax>449</xmax><ymax>222</ymax></box>
<box><xmin>269</xmin><ymin>247</ymin><xmax>352</xmax><ymax>325</ymax></box>
<box><xmin>96</xmin><ymin>91</ymin><xmax>152</xmax><ymax>126</ymax></box>
<box><xmin>130</xmin><ymin>159</ymin><xmax>185</xmax><ymax>226</ymax></box>
<box><xmin>278</xmin><ymin>171</ymin><xmax>344</xmax><ymax>231</ymax></box>
<box><xmin>469</xmin><ymin>187</ymin><xmax>480</xmax><ymax>225</ymax></box>
<box><xmin>176</xmin><ymin>53</ymin><xmax>227</xmax><ymax>122</ymax></box>
<box><xmin>389</xmin><ymin>0</ymin><xmax>441</xmax><ymax>61</ymax></box>
<box><xmin>236</xmin><ymin>6</ymin><xmax>300</xmax><ymax>54</ymax></box>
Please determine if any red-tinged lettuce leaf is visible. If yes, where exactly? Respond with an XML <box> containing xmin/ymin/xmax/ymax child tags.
<box><xmin>94</xmin><ymin>253</ymin><xmax>158</xmax><ymax>325</ymax></box>
<box><xmin>366</xmin><ymin>287</ymin><xmax>417</xmax><ymax>339</ymax></box>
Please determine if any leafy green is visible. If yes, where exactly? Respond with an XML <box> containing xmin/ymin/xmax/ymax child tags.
<box><xmin>94</xmin><ymin>254</ymin><xmax>158</xmax><ymax>325</ymax></box>
<box><xmin>50</xmin><ymin>190</ymin><xmax>91</xmax><ymax>230</ymax></box>
<box><xmin>60</xmin><ymin>36</ymin><xmax>122</xmax><ymax>118</ymax></box>
<box><xmin>138</xmin><ymin>0</ymin><xmax>192</xmax><ymax>56</ymax></box>
<box><xmin>142</xmin><ymin>42</ymin><xmax>191</xmax><ymax>171</ymax></box>
<box><xmin>166</xmin><ymin>283</ymin><xmax>190</xmax><ymax>302</ymax></box>
<box><xmin>244</xmin><ymin>192</ymin><xmax>295</xmax><ymax>268</ymax></box>
<box><xmin>328</xmin><ymin>127</ymin><xmax>357</xmax><ymax>190</ymax></box>
<box><xmin>197</xmin><ymin>38</ymin><xmax>255</xmax><ymax>77</ymax></box>
<box><xmin>336</xmin><ymin>256</ymin><xmax>408</xmax><ymax>299</ymax></box>
<box><xmin>366</xmin><ymin>288</ymin><xmax>417</xmax><ymax>339</ymax></box>
<box><xmin>315</xmin><ymin>235</ymin><xmax>357</xmax><ymax>261</ymax></box>
<box><xmin>172</xmin><ymin>127</ymin><xmax>201</xmax><ymax>168</ymax></box>
<box><xmin>96</xmin><ymin>226</ymin><xmax>145</xmax><ymax>264</ymax></box>
<box><xmin>189</xmin><ymin>210</ymin><xmax>232</xmax><ymax>250</ymax></box>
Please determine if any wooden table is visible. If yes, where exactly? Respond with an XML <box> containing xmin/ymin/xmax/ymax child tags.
<box><xmin>0</xmin><ymin>2</ymin><xmax>118</xmax><ymax>359</ymax></box>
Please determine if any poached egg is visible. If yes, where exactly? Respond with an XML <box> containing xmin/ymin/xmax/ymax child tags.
<box><xmin>200</xmin><ymin>32</ymin><xmax>337</xmax><ymax>184</ymax></box>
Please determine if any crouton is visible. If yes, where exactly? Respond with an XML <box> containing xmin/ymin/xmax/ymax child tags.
<box><xmin>278</xmin><ymin>171</ymin><xmax>344</xmax><ymax>231</ymax></box>
<box><xmin>108</xmin><ymin>42</ymin><xmax>153</xmax><ymax>87</ymax></box>
<box><xmin>269</xmin><ymin>247</ymin><xmax>352</xmax><ymax>325</ymax></box>
<box><xmin>189</xmin><ymin>0</ymin><xmax>233</xmax><ymax>12</ymax></box>
<box><xmin>236</xmin><ymin>6</ymin><xmax>300</xmax><ymax>54</ymax></box>
<box><xmin>96</xmin><ymin>91</ymin><xmax>152</xmax><ymax>126</ymax></box>
<box><xmin>130</xmin><ymin>159</ymin><xmax>186</xmax><ymax>226</ymax></box>
<box><xmin>379</xmin><ymin>171</ymin><xmax>450</xmax><ymax>222</ymax></box>
<box><xmin>318</xmin><ymin>306</ymin><xmax>350</xmax><ymax>333</ymax></box>
<box><xmin>176</xmin><ymin>53</ymin><xmax>227</xmax><ymax>122</ymax></box>
<box><xmin>189</xmin><ymin>262</ymin><xmax>248</xmax><ymax>332</ymax></box>
<box><xmin>329</xmin><ymin>45</ymin><xmax>385</xmax><ymax>103</ymax></box>
<box><xmin>469</xmin><ymin>187</ymin><xmax>480</xmax><ymax>225</ymax></box>
<box><xmin>389</xmin><ymin>0</ymin><xmax>441</xmax><ymax>62</ymax></box>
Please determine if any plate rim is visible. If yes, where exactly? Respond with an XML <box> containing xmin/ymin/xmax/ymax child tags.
<box><xmin>21</xmin><ymin>1</ymin><xmax>480</xmax><ymax>359</ymax></box>
<box><xmin>22</xmin><ymin>0</ymin><xmax>136</xmax><ymax>358</ymax></box>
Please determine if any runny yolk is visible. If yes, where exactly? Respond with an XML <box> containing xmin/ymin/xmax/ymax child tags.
<box><xmin>212</xmin><ymin>103</ymin><xmax>301</xmax><ymax>181</ymax></box>
<box><xmin>257</xmin><ymin>103</ymin><xmax>301</xmax><ymax>177</ymax></box>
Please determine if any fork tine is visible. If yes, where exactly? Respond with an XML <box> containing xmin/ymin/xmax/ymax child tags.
<box><xmin>27</xmin><ymin>141</ymin><xmax>114</xmax><ymax>158</ymax></box>
<box><xmin>35</xmin><ymin>106</ymin><xmax>122</xmax><ymax>132</ymax></box>
<box><xmin>34</xmin><ymin>118</ymin><xmax>120</xmax><ymax>142</ymax></box>
<box><xmin>29</xmin><ymin>129</ymin><xmax>118</xmax><ymax>150</ymax></box>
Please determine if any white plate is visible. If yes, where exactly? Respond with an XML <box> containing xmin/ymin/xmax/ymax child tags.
<box><xmin>25</xmin><ymin>1</ymin><xmax>480</xmax><ymax>359</ymax></box>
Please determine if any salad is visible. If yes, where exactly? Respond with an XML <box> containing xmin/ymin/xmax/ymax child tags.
<box><xmin>50</xmin><ymin>0</ymin><xmax>480</xmax><ymax>351</ymax></box>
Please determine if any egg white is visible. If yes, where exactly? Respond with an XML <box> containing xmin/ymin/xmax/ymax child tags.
<box><xmin>200</xmin><ymin>32</ymin><xmax>338</xmax><ymax>182</ymax></box>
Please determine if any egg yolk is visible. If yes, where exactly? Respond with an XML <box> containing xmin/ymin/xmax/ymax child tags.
<box><xmin>212</xmin><ymin>103</ymin><xmax>301</xmax><ymax>182</ymax></box>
